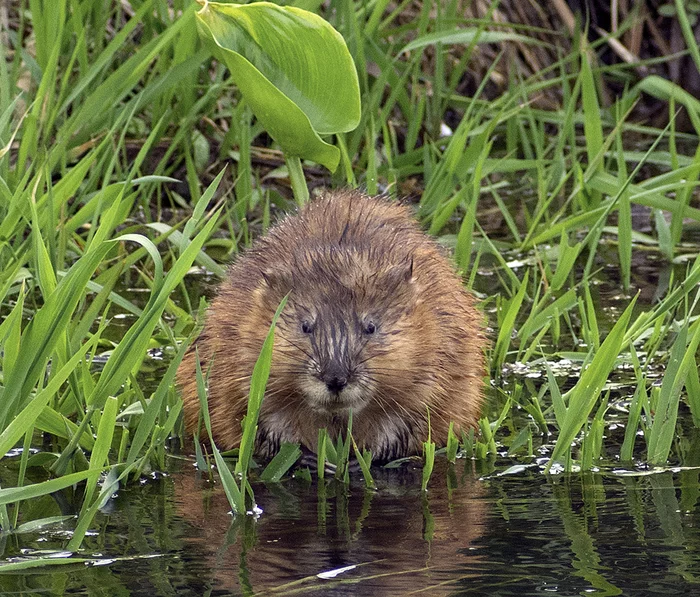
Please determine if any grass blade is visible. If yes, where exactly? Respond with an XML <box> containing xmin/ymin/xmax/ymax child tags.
<box><xmin>260</xmin><ymin>443</ymin><xmax>302</xmax><ymax>483</ymax></box>
<box><xmin>546</xmin><ymin>297</ymin><xmax>637</xmax><ymax>471</ymax></box>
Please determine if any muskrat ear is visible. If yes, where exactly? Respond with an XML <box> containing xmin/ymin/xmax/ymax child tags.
<box><xmin>254</xmin><ymin>268</ymin><xmax>293</xmax><ymax>308</ymax></box>
<box><xmin>386</xmin><ymin>258</ymin><xmax>415</xmax><ymax>288</ymax></box>
<box><xmin>260</xmin><ymin>268</ymin><xmax>292</xmax><ymax>294</ymax></box>
<box><xmin>260</xmin><ymin>268</ymin><xmax>277</xmax><ymax>288</ymax></box>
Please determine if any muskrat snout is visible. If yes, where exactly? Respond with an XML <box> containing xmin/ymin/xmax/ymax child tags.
<box><xmin>316</xmin><ymin>357</ymin><xmax>354</xmax><ymax>395</ymax></box>
<box><xmin>303</xmin><ymin>359</ymin><xmax>367</xmax><ymax>414</ymax></box>
<box><xmin>320</xmin><ymin>370</ymin><xmax>348</xmax><ymax>394</ymax></box>
<box><xmin>295</xmin><ymin>312</ymin><xmax>370</xmax><ymax>410</ymax></box>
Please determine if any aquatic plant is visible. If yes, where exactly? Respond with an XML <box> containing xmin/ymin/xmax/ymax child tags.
<box><xmin>0</xmin><ymin>1</ymin><xmax>699</xmax><ymax>566</ymax></box>
<box><xmin>195</xmin><ymin>0</ymin><xmax>361</xmax><ymax>203</ymax></box>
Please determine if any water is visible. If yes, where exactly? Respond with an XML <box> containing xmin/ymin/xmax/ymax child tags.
<box><xmin>2</xmin><ymin>455</ymin><xmax>700</xmax><ymax>595</ymax></box>
<box><xmin>3</xmin><ymin>200</ymin><xmax>700</xmax><ymax>594</ymax></box>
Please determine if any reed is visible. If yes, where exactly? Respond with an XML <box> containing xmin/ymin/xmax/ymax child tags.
<box><xmin>0</xmin><ymin>2</ymin><xmax>699</xmax><ymax>558</ymax></box>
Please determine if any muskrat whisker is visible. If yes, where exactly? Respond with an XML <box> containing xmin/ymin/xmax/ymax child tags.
<box><xmin>276</xmin><ymin>338</ymin><xmax>314</xmax><ymax>360</ymax></box>
<box><xmin>368</xmin><ymin>385</ymin><xmax>415</xmax><ymax>418</ymax></box>
<box><xmin>218</xmin><ymin>374</ymin><xmax>253</xmax><ymax>385</ymax></box>
<box><xmin>263</xmin><ymin>388</ymin><xmax>295</xmax><ymax>401</ymax></box>
<box><xmin>353</xmin><ymin>349</ymin><xmax>394</xmax><ymax>366</ymax></box>
<box><xmin>363</xmin><ymin>366</ymin><xmax>415</xmax><ymax>375</ymax></box>
<box><xmin>272</xmin><ymin>356</ymin><xmax>311</xmax><ymax>369</ymax></box>
<box><xmin>273</xmin><ymin>346</ymin><xmax>310</xmax><ymax>358</ymax></box>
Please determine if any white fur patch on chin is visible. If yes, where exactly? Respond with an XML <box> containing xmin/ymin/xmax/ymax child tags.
<box><xmin>303</xmin><ymin>378</ymin><xmax>369</xmax><ymax>414</ymax></box>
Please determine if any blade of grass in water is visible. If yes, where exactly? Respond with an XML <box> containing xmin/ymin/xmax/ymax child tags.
<box><xmin>494</xmin><ymin>270</ymin><xmax>529</xmax><ymax>373</ymax></box>
<box><xmin>579</xmin><ymin>44</ymin><xmax>604</xmax><ymax>208</ymax></box>
<box><xmin>260</xmin><ymin>443</ymin><xmax>303</xmax><ymax>483</ymax></box>
<box><xmin>236</xmin><ymin>295</ymin><xmax>289</xmax><ymax>478</ymax></box>
<box><xmin>351</xmin><ymin>439</ymin><xmax>375</xmax><ymax>490</ymax></box>
<box><xmin>66</xmin><ymin>395</ymin><xmax>120</xmax><ymax>549</ymax></box>
<box><xmin>316</xmin><ymin>429</ymin><xmax>327</xmax><ymax>480</ymax></box>
<box><xmin>422</xmin><ymin>440</ymin><xmax>436</xmax><ymax>492</ymax></box>
<box><xmin>446</xmin><ymin>422</ymin><xmax>459</xmax><ymax>464</ymax></box>
<box><xmin>614</xmin><ymin>111</ymin><xmax>632</xmax><ymax>289</ymax></box>
<box><xmin>67</xmin><ymin>464</ymin><xmax>140</xmax><ymax>552</ymax></box>
<box><xmin>194</xmin><ymin>348</ymin><xmax>244</xmax><ymax>515</ymax></box>
<box><xmin>648</xmin><ymin>317</ymin><xmax>700</xmax><ymax>465</ymax></box>
<box><xmin>0</xmin><ymin>470</ymin><xmax>102</xmax><ymax>507</ymax></box>
<box><xmin>620</xmin><ymin>347</ymin><xmax>648</xmax><ymax>462</ymax></box>
<box><xmin>333</xmin><ymin>413</ymin><xmax>353</xmax><ymax>484</ymax></box>
<box><xmin>546</xmin><ymin>298</ymin><xmax>637</xmax><ymax>472</ymax></box>
<box><xmin>581</xmin><ymin>395</ymin><xmax>608</xmax><ymax>470</ymax></box>
<box><xmin>422</xmin><ymin>408</ymin><xmax>435</xmax><ymax>491</ymax></box>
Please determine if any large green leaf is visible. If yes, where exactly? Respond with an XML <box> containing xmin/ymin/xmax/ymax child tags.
<box><xmin>196</xmin><ymin>1</ymin><xmax>360</xmax><ymax>171</ymax></box>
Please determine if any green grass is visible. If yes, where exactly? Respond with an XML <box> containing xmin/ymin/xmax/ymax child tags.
<box><xmin>1</xmin><ymin>0</ymin><xmax>700</xmax><ymax>556</ymax></box>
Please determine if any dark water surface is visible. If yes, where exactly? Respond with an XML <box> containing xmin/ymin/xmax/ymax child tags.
<box><xmin>4</xmin><ymin>204</ymin><xmax>700</xmax><ymax>594</ymax></box>
<box><xmin>2</xmin><ymin>455</ymin><xmax>700</xmax><ymax>596</ymax></box>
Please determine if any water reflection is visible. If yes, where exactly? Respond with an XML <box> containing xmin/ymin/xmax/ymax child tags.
<box><xmin>172</xmin><ymin>459</ymin><xmax>486</xmax><ymax>595</ymax></box>
<box><xmin>2</xmin><ymin>458</ymin><xmax>700</xmax><ymax>595</ymax></box>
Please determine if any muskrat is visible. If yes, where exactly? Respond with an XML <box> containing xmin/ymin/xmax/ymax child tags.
<box><xmin>177</xmin><ymin>189</ymin><xmax>486</xmax><ymax>462</ymax></box>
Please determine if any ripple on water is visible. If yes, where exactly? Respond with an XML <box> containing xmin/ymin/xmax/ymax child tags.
<box><xmin>2</xmin><ymin>457</ymin><xmax>700</xmax><ymax>596</ymax></box>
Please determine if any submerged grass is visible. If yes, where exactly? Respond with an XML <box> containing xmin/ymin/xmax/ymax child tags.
<box><xmin>0</xmin><ymin>0</ymin><xmax>699</xmax><ymax>554</ymax></box>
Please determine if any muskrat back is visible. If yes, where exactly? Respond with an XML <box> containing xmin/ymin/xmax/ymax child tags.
<box><xmin>177</xmin><ymin>189</ymin><xmax>486</xmax><ymax>461</ymax></box>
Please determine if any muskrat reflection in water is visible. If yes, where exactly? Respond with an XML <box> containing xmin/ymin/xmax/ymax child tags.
<box><xmin>177</xmin><ymin>189</ymin><xmax>486</xmax><ymax>461</ymax></box>
<box><xmin>172</xmin><ymin>461</ymin><xmax>486</xmax><ymax>595</ymax></box>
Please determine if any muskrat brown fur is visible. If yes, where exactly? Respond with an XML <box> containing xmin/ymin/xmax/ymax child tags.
<box><xmin>177</xmin><ymin>189</ymin><xmax>486</xmax><ymax>462</ymax></box>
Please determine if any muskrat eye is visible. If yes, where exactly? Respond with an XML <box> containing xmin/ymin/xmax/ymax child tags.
<box><xmin>363</xmin><ymin>321</ymin><xmax>376</xmax><ymax>335</ymax></box>
<box><xmin>301</xmin><ymin>321</ymin><xmax>313</xmax><ymax>334</ymax></box>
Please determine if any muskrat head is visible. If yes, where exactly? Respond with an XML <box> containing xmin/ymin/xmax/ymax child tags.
<box><xmin>290</xmin><ymin>304</ymin><xmax>378</xmax><ymax>413</ymax></box>
<box><xmin>258</xmin><ymin>252</ymin><xmax>419</xmax><ymax>416</ymax></box>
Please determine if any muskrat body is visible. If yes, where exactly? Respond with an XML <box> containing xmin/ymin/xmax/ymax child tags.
<box><xmin>177</xmin><ymin>189</ymin><xmax>485</xmax><ymax>462</ymax></box>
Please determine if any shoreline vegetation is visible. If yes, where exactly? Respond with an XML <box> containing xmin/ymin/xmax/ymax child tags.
<box><xmin>0</xmin><ymin>0</ymin><xmax>699</xmax><ymax>554</ymax></box>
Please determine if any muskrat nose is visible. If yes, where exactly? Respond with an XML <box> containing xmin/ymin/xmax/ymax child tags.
<box><xmin>325</xmin><ymin>375</ymin><xmax>347</xmax><ymax>394</ymax></box>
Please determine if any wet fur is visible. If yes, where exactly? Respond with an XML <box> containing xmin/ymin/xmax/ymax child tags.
<box><xmin>177</xmin><ymin>189</ymin><xmax>486</xmax><ymax>461</ymax></box>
